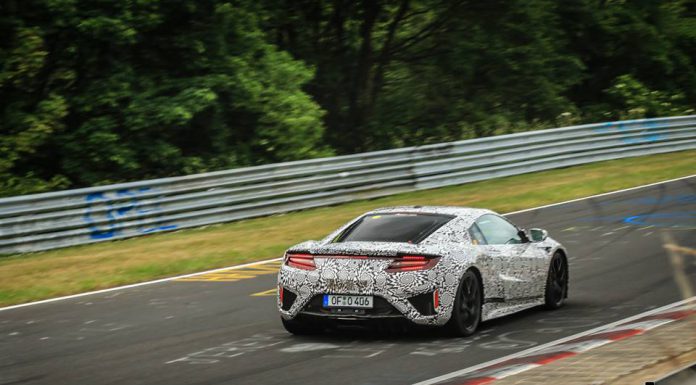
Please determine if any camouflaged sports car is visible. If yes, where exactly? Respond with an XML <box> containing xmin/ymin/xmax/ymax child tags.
<box><xmin>277</xmin><ymin>206</ymin><xmax>569</xmax><ymax>335</ymax></box>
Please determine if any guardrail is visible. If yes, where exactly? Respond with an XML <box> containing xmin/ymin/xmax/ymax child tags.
<box><xmin>1</xmin><ymin>115</ymin><xmax>695</xmax><ymax>254</ymax></box>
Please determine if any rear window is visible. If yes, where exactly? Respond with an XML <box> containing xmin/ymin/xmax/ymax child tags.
<box><xmin>334</xmin><ymin>213</ymin><xmax>454</xmax><ymax>244</ymax></box>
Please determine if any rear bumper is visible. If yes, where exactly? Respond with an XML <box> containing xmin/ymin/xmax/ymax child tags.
<box><xmin>297</xmin><ymin>294</ymin><xmax>405</xmax><ymax>320</ymax></box>
<box><xmin>277</xmin><ymin>267</ymin><xmax>451</xmax><ymax>326</ymax></box>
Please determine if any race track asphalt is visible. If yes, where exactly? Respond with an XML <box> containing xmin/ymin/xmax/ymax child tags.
<box><xmin>1</xmin><ymin>176</ymin><xmax>695</xmax><ymax>385</ymax></box>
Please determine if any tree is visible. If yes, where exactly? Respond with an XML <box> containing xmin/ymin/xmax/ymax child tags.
<box><xmin>0</xmin><ymin>0</ymin><xmax>329</xmax><ymax>194</ymax></box>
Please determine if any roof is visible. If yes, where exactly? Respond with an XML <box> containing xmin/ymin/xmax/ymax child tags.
<box><xmin>366</xmin><ymin>206</ymin><xmax>494</xmax><ymax>226</ymax></box>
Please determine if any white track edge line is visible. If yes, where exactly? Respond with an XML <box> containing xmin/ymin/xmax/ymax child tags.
<box><xmin>412</xmin><ymin>296</ymin><xmax>696</xmax><ymax>385</ymax></box>
<box><xmin>1</xmin><ymin>174</ymin><xmax>694</xmax><ymax>312</ymax></box>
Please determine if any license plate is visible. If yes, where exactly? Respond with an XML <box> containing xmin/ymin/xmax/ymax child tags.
<box><xmin>323</xmin><ymin>294</ymin><xmax>374</xmax><ymax>309</ymax></box>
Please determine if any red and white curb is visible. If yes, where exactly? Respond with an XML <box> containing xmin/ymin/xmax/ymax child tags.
<box><xmin>416</xmin><ymin>297</ymin><xmax>696</xmax><ymax>385</ymax></box>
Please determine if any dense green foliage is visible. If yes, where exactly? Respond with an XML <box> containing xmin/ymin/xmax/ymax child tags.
<box><xmin>1</xmin><ymin>0</ymin><xmax>695</xmax><ymax>196</ymax></box>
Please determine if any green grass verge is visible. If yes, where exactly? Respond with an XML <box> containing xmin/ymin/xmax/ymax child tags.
<box><xmin>1</xmin><ymin>150</ymin><xmax>694</xmax><ymax>307</ymax></box>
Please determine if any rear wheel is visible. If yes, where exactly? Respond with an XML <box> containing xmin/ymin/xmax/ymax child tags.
<box><xmin>281</xmin><ymin>316</ymin><xmax>320</xmax><ymax>335</ymax></box>
<box><xmin>544</xmin><ymin>252</ymin><xmax>568</xmax><ymax>309</ymax></box>
<box><xmin>446</xmin><ymin>270</ymin><xmax>482</xmax><ymax>336</ymax></box>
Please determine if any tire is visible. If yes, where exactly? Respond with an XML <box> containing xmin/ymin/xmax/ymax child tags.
<box><xmin>544</xmin><ymin>252</ymin><xmax>568</xmax><ymax>309</ymax></box>
<box><xmin>446</xmin><ymin>270</ymin><xmax>482</xmax><ymax>336</ymax></box>
<box><xmin>281</xmin><ymin>316</ymin><xmax>320</xmax><ymax>335</ymax></box>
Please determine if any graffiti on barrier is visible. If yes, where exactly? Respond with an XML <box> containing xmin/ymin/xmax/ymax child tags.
<box><xmin>594</xmin><ymin>120</ymin><xmax>665</xmax><ymax>143</ymax></box>
<box><xmin>83</xmin><ymin>187</ymin><xmax>177</xmax><ymax>240</ymax></box>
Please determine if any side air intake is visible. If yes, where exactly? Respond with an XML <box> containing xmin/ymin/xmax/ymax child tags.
<box><xmin>407</xmin><ymin>291</ymin><xmax>438</xmax><ymax>316</ymax></box>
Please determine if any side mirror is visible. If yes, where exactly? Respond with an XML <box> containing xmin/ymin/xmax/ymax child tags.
<box><xmin>517</xmin><ymin>229</ymin><xmax>530</xmax><ymax>243</ymax></box>
<box><xmin>529</xmin><ymin>228</ymin><xmax>548</xmax><ymax>242</ymax></box>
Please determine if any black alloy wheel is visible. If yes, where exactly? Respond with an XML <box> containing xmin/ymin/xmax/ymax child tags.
<box><xmin>544</xmin><ymin>252</ymin><xmax>568</xmax><ymax>309</ymax></box>
<box><xmin>446</xmin><ymin>270</ymin><xmax>482</xmax><ymax>336</ymax></box>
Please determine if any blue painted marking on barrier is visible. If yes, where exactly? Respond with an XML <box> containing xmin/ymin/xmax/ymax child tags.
<box><xmin>84</xmin><ymin>192</ymin><xmax>118</xmax><ymax>239</ymax></box>
<box><xmin>593</xmin><ymin>120</ymin><xmax>667</xmax><ymax>144</ymax></box>
<box><xmin>140</xmin><ymin>225</ymin><xmax>178</xmax><ymax>234</ymax></box>
<box><xmin>83</xmin><ymin>188</ymin><xmax>178</xmax><ymax>240</ymax></box>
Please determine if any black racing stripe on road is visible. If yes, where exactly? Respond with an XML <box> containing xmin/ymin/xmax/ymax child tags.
<box><xmin>1</xmin><ymin>177</ymin><xmax>695</xmax><ymax>385</ymax></box>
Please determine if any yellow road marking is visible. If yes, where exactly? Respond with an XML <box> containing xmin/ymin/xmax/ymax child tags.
<box><xmin>176</xmin><ymin>261</ymin><xmax>282</xmax><ymax>282</ymax></box>
<box><xmin>243</xmin><ymin>264</ymin><xmax>284</xmax><ymax>273</ymax></box>
<box><xmin>251</xmin><ymin>288</ymin><xmax>277</xmax><ymax>297</ymax></box>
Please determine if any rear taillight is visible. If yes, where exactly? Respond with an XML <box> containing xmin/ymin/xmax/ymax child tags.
<box><xmin>385</xmin><ymin>255</ymin><xmax>439</xmax><ymax>272</ymax></box>
<box><xmin>285</xmin><ymin>253</ymin><xmax>316</xmax><ymax>270</ymax></box>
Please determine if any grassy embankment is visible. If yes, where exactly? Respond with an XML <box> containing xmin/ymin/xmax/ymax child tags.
<box><xmin>1</xmin><ymin>150</ymin><xmax>694</xmax><ymax>306</ymax></box>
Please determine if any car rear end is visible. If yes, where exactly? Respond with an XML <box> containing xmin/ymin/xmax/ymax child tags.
<box><xmin>278</xmin><ymin>245</ymin><xmax>451</xmax><ymax>327</ymax></box>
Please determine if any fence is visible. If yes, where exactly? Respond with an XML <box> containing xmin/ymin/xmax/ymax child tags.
<box><xmin>1</xmin><ymin>115</ymin><xmax>695</xmax><ymax>254</ymax></box>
